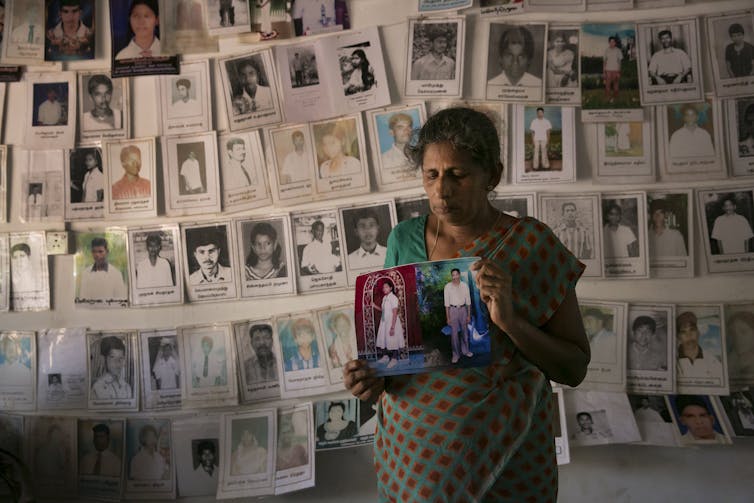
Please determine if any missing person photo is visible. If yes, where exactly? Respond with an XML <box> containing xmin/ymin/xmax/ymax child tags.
<box><xmin>0</xmin><ymin>332</ymin><xmax>35</xmax><ymax>410</ymax></box>
<box><xmin>169</xmin><ymin>75</ymin><xmax>200</xmax><ymax>118</ymax></box>
<box><xmin>292</xmin><ymin>211</ymin><xmax>343</xmax><ymax>278</ymax></box>
<box><xmin>182</xmin><ymin>222</ymin><xmax>238</xmax><ymax>302</ymax></box>
<box><xmin>178</xmin><ymin>143</ymin><xmax>207</xmax><ymax>196</ymax></box>
<box><xmin>627</xmin><ymin>308</ymin><xmax>670</xmax><ymax>373</ymax></box>
<box><xmin>317</xmin><ymin>305</ymin><xmax>357</xmax><ymax>383</ymax></box>
<box><xmin>405</xmin><ymin>17</ymin><xmax>463</xmax><ymax>97</ymax></box>
<box><xmin>627</xmin><ymin>394</ymin><xmax>677</xmax><ymax>446</ymax></box>
<box><xmin>486</xmin><ymin>22</ymin><xmax>546</xmax><ymax>102</ymax></box>
<box><xmin>124</xmin><ymin>417</ymin><xmax>174</xmax><ymax>497</ymax></box>
<box><xmin>172</xmin><ymin>418</ymin><xmax>220</xmax><ymax>496</ymax></box>
<box><xmin>207</xmin><ymin>0</ymin><xmax>250</xmax><ymax>34</ymax></box>
<box><xmin>9</xmin><ymin>232</ymin><xmax>49</xmax><ymax>312</ymax></box>
<box><xmin>156</xmin><ymin>60</ymin><xmax>211</xmax><ymax>136</ymax></box>
<box><xmin>647</xmin><ymin>192</ymin><xmax>690</xmax><ymax>265</ymax></box>
<box><xmin>570</xmin><ymin>409</ymin><xmax>612</xmax><ymax>445</ymax></box>
<box><xmin>725</xmin><ymin>303</ymin><xmax>754</xmax><ymax>389</ymax></box>
<box><xmin>580</xmin><ymin>22</ymin><xmax>642</xmax><ymax>121</ymax></box>
<box><xmin>25</xmin><ymin>416</ymin><xmax>76</xmax><ymax>496</ymax></box>
<box><xmin>274</xmin><ymin>313</ymin><xmax>332</xmax><ymax>398</ymax></box>
<box><xmin>103</xmin><ymin>138</ymin><xmax>156</xmax><ymax>219</ymax></box>
<box><xmin>163</xmin><ymin>132</ymin><xmax>221</xmax><ymax>216</ymax></box>
<box><xmin>187</xmin><ymin>330</ymin><xmax>228</xmax><ymax>390</ymax></box>
<box><xmin>727</xmin><ymin>97</ymin><xmax>754</xmax><ymax>176</ymax></box>
<box><xmin>718</xmin><ymin>390</ymin><xmax>754</xmax><ymax>436</ymax></box>
<box><xmin>44</xmin><ymin>0</ymin><xmax>94</xmax><ymax>61</ymax></box>
<box><xmin>310</xmin><ymin>115</ymin><xmax>369</xmax><ymax>197</ymax></box>
<box><xmin>545</xmin><ymin>27</ymin><xmax>580</xmax><ymax>104</ymax></box>
<box><xmin>668</xmin><ymin>394</ymin><xmax>731</xmax><ymax>445</ymax></box>
<box><xmin>32</xmin><ymin>82</ymin><xmax>68</xmax><ymax>127</ymax></box>
<box><xmin>128</xmin><ymin>225</ymin><xmax>182</xmax><ymax>307</ymax></box>
<box><xmin>216</xmin><ymin>411</ymin><xmax>275</xmax><ymax>499</ymax></box>
<box><xmin>218</xmin><ymin>50</ymin><xmax>282</xmax><ymax>131</ymax></box>
<box><xmin>513</xmin><ymin>104</ymin><xmax>575</xmax><ymax>184</ymax></box>
<box><xmin>78</xmin><ymin>72</ymin><xmax>127</xmax><ymax>139</ymax></box>
<box><xmin>395</xmin><ymin>195</ymin><xmax>430</xmax><ymax>222</ymax></box>
<box><xmin>270</xmin><ymin>125</ymin><xmax>315</xmax><ymax>190</ymax></box>
<box><xmin>218</xmin><ymin>131</ymin><xmax>272</xmax><ymax>212</ymax></box>
<box><xmin>704</xmin><ymin>191</ymin><xmax>754</xmax><ymax>256</ymax></box>
<box><xmin>87</xmin><ymin>331</ymin><xmax>137</xmax><ymax>410</ymax></box>
<box><xmin>340</xmin><ymin>202</ymin><xmax>395</xmax><ymax>276</ymax></box>
<box><xmin>601</xmin><ymin>198</ymin><xmax>639</xmax><ymax>259</ymax></box>
<box><xmin>578</xmin><ymin>301</ymin><xmax>626</xmax><ymax>391</ymax></box>
<box><xmin>275</xmin><ymin>404</ymin><xmax>314</xmax><ymax>493</ymax></box>
<box><xmin>180</xmin><ymin>325</ymin><xmax>237</xmax><ymax>407</ymax></box>
<box><xmin>368</xmin><ymin>104</ymin><xmax>425</xmax><ymax>189</ymax></box>
<box><xmin>667</xmin><ymin>101</ymin><xmax>716</xmax><ymax>159</ymax></box>
<box><xmin>233</xmin><ymin>320</ymin><xmax>280</xmax><ymax>403</ymax></box>
<box><xmin>676</xmin><ymin>305</ymin><xmax>728</xmax><ymax>395</ymax></box>
<box><xmin>74</xmin><ymin>231</ymin><xmax>129</xmax><ymax>308</ymax></box>
<box><xmin>706</xmin><ymin>12</ymin><xmax>754</xmax><ymax>97</ymax></box>
<box><xmin>338</xmin><ymin>42</ymin><xmax>378</xmax><ymax>97</ymax></box>
<box><xmin>77</xmin><ymin>419</ymin><xmax>124</xmax><ymax>479</ymax></box>
<box><xmin>229</xmin><ymin>416</ymin><xmax>269</xmax><ymax>475</ymax></box>
<box><xmin>288</xmin><ymin>46</ymin><xmax>319</xmax><ymax>88</ymax></box>
<box><xmin>236</xmin><ymin>216</ymin><xmax>295</xmax><ymax>298</ymax></box>
<box><xmin>68</xmin><ymin>146</ymin><xmax>104</xmax><ymax>206</ymax></box>
<box><xmin>140</xmin><ymin>330</ymin><xmax>181</xmax><ymax>410</ymax></box>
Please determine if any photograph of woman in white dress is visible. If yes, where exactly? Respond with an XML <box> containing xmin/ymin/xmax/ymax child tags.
<box><xmin>372</xmin><ymin>279</ymin><xmax>405</xmax><ymax>370</ymax></box>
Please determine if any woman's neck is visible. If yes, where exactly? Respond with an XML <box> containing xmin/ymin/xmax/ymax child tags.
<box><xmin>254</xmin><ymin>258</ymin><xmax>273</xmax><ymax>273</ymax></box>
<box><xmin>437</xmin><ymin>205</ymin><xmax>500</xmax><ymax>245</ymax></box>
<box><xmin>134</xmin><ymin>34</ymin><xmax>154</xmax><ymax>50</ymax></box>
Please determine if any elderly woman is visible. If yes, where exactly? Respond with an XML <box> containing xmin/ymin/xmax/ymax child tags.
<box><xmin>343</xmin><ymin>107</ymin><xmax>589</xmax><ymax>502</ymax></box>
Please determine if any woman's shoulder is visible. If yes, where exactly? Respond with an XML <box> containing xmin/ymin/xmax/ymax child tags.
<box><xmin>391</xmin><ymin>216</ymin><xmax>427</xmax><ymax>237</ymax></box>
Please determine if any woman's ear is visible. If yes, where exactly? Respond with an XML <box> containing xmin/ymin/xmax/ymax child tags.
<box><xmin>489</xmin><ymin>161</ymin><xmax>504</xmax><ymax>188</ymax></box>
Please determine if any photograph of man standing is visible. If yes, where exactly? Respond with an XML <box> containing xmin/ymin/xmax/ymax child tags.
<box><xmin>444</xmin><ymin>268</ymin><xmax>473</xmax><ymax>364</ymax></box>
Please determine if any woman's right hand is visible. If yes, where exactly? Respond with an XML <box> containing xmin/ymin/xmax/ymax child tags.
<box><xmin>343</xmin><ymin>359</ymin><xmax>384</xmax><ymax>403</ymax></box>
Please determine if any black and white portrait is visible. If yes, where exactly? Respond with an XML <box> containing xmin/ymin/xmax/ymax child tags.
<box><xmin>221</xmin><ymin>135</ymin><xmax>258</xmax><ymax>190</ymax></box>
<box><xmin>312</xmin><ymin>117</ymin><xmax>362</xmax><ymax>180</ymax></box>
<box><xmin>140</xmin><ymin>330</ymin><xmax>181</xmax><ymax>410</ymax></box>
<box><xmin>68</xmin><ymin>147</ymin><xmax>104</xmax><ymax>205</ymax></box>
<box><xmin>207</xmin><ymin>0</ymin><xmax>250</xmax><ymax>34</ymax></box>
<box><xmin>172</xmin><ymin>418</ymin><xmax>220</xmax><ymax>497</ymax></box>
<box><xmin>486</xmin><ymin>22</ymin><xmax>547</xmax><ymax>102</ymax></box>
<box><xmin>218</xmin><ymin>131</ymin><xmax>272</xmax><ymax>212</ymax></box>
<box><xmin>737</xmin><ymin>99</ymin><xmax>754</xmax><ymax>158</ymax></box>
<box><xmin>288</xmin><ymin>46</ymin><xmax>319</xmax><ymax>88</ymax></box>
<box><xmin>647</xmin><ymin>193</ymin><xmax>689</xmax><ymax>260</ymax></box>
<box><xmin>339</xmin><ymin>42</ymin><xmax>377</xmax><ymax>97</ymax></box>
<box><xmin>26</xmin><ymin>416</ymin><xmax>76</xmax><ymax>495</ymax></box>
<box><xmin>238</xmin><ymin>218</ymin><xmax>289</xmax><ymax>281</ymax></box>
<box><xmin>128</xmin><ymin>226</ymin><xmax>182</xmax><ymax>307</ymax></box>
<box><xmin>602</xmin><ymin>197</ymin><xmax>639</xmax><ymax>259</ymax></box>
<box><xmin>706</xmin><ymin>12</ymin><xmax>754</xmax><ymax>98</ymax></box>
<box><xmin>540</xmin><ymin>194</ymin><xmax>602</xmax><ymax>278</ymax></box>
<box><xmin>569</xmin><ymin>409</ymin><xmax>613</xmax><ymax>446</ymax></box>
<box><xmin>219</xmin><ymin>50</ymin><xmax>282</xmax><ymax>131</ymax></box>
<box><xmin>340</xmin><ymin>203</ymin><xmax>395</xmax><ymax>274</ymax></box>
<box><xmin>9</xmin><ymin>231</ymin><xmax>49</xmax><ymax>312</ymax></box>
<box><xmin>269</xmin><ymin>125</ymin><xmax>315</xmax><ymax>194</ymax></box>
<box><xmin>162</xmin><ymin>132</ymin><xmax>221</xmax><ymax>216</ymax></box>
<box><xmin>367</xmin><ymin>104</ymin><xmax>425</xmax><ymax>190</ymax></box>
<box><xmin>169</xmin><ymin>75</ymin><xmax>201</xmax><ymax>118</ymax></box>
<box><xmin>78</xmin><ymin>73</ymin><xmax>127</xmax><ymax>139</ymax></box>
<box><xmin>627</xmin><ymin>309</ymin><xmax>669</xmax><ymax>372</ymax></box>
<box><xmin>704</xmin><ymin>191</ymin><xmax>754</xmax><ymax>256</ymax></box>
<box><xmin>157</xmin><ymin>60</ymin><xmax>211</xmax><ymax>135</ymax></box>
<box><xmin>186</xmin><ymin>329</ymin><xmax>229</xmax><ymax>391</ymax></box>
<box><xmin>727</xmin><ymin>98</ymin><xmax>754</xmax><ymax>177</ymax></box>
<box><xmin>546</xmin><ymin>28</ymin><xmax>579</xmax><ymax>91</ymax></box>
<box><xmin>74</xmin><ymin>231</ymin><xmax>129</xmax><ymax>308</ymax></box>
<box><xmin>104</xmin><ymin>138</ymin><xmax>157</xmax><ymax>220</ymax></box>
<box><xmin>184</xmin><ymin>225</ymin><xmax>233</xmax><ymax>286</ymax></box>
<box><xmin>718</xmin><ymin>391</ymin><xmax>754</xmax><ymax>436</ymax></box>
<box><xmin>87</xmin><ymin>331</ymin><xmax>137</xmax><ymax>411</ymax></box>
<box><xmin>405</xmin><ymin>17</ymin><xmax>464</xmax><ymax>97</ymax></box>
<box><xmin>234</xmin><ymin>320</ymin><xmax>280</xmax><ymax>403</ymax></box>
<box><xmin>177</xmin><ymin>142</ymin><xmax>207</xmax><ymax>196</ymax></box>
<box><xmin>292</xmin><ymin>210</ymin><xmax>347</xmax><ymax>294</ymax></box>
<box><xmin>124</xmin><ymin>418</ymin><xmax>173</xmax><ymax>497</ymax></box>
<box><xmin>77</xmin><ymin>419</ymin><xmax>123</xmax><ymax>480</ymax></box>
<box><xmin>191</xmin><ymin>438</ymin><xmax>219</xmax><ymax>490</ymax></box>
<box><xmin>725</xmin><ymin>303</ymin><xmax>754</xmax><ymax>389</ymax></box>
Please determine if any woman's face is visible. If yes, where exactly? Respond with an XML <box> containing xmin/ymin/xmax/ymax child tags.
<box><xmin>106</xmin><ymin>348</ymin><xmax>125</xmax><ymax>375</ymax></box>
<box><xmin>553</xmin><ymin>37</ymin><xmax>565</xmax><ymax>51</ymax></box>
<box><xmin>130</xmin><ymin>4</ymin><xmax>158</xmax><ymax>39</ymax></box>
<box><xmin>422</xmin><ymin>142</ymin><xmax>494</xmax><ymax>227</ymax></box>
<box><xmin>351</xmin><ymin>53</ymin><xmax>362</xmax><ymax>67</ymax></box>
<box><xmin>322</xmin><ymin>134</ymin><xmax>342</xmax><ymax>159</ymax></box>
<box><xmin>382</xmin><ymin>283</ymin><xmax>392</xmax><ymax>295</ymax></box>
<box><xmin>329</xmin><ymin>405</ymin><xmax>345</xmax><ymax>421</ymax></box>
<box><xmin>251</xmin><ymin>233</ymin><xmax>275</xmax><ymax>262</ymax></box>
<box><xmin>341</xmin><ymin>58</ymin><xmax>353</xmax><ymax>73</ymax></box>
<box><xmin>85</xmin><ymin>153</ymin><xmax>97</xmax><ymax>169</ymax></box>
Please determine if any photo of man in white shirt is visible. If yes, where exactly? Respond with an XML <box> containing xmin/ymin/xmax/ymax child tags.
<box><xmin>135</xmin><ymin>232</ymin><xmax>175</xmax><ymax>289</ymax></box>
<box><xmin>36</xmin><ymin>87</ymin><xmax>64</xmax><ymax>126</ymax></box>
<box><xmin>179</xmin><ymin>149</ymin><xmax>205</xmax><ymax>195</ymax></box>
<box><xmin>346</xmin><ymin>208</ymin><xmax>387</xmax><ymax>271</ymax></box>
<box><xmin>77</xmin><ymin>236</ymin><xmax>128</xmax><ymax>304</ymax></box>
<box><xmin>648</xmin><ymin>29</ymin><xmax>692</xmax><ymax>85</ymax></box>
<box><xmin>529</xmin><ymin>107</ymin><xmax>551</xmax><ymax>170</ymax></box>
<box><xmin>444</xmin><ymin>268</ymin><xmax>473</xmax><ymax>364</ymax></box>
<box><xmin>669</xmin><ymin>104</ymin><xmax>715</xmax><ymax>159</ymax></box>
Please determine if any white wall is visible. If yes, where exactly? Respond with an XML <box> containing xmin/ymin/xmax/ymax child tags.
<box><xmin>1</xmin><ymin>0</ymin><xmax>753</xmax><ymax>501</ymax></box>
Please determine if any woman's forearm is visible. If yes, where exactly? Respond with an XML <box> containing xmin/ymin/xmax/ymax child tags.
<box><xmin>504</xmin><ymin>315</ymin><xmax>589</xmax><ymax>387</ymax></box>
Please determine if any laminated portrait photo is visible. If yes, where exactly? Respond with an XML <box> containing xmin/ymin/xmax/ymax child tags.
<box><xmin>218</xmin><ymin>130</ymin><xmax>272</xmax><ymax>213</ymax></box>
<box><xmin>0</xmin><ymin>235</ymin><xmax>8</xmax><ymax>313</ymax></box>
<box><xmin>667</xmin><ymin>394</ymin><xmax>732</xmax><ymax>445</ymax></box>
<box><xmin>74</xmin><ymin>229</ymin><xmax>130</xmax><ymax>308</ymax></box>
<box><xmin>675</xmin><ymin>304</ymin><xmax>729</xmax><ymax>396</ymax></box>
<box><xmin>273</xmin><ymin>26</ymin><xmax>390</xmax><ymax>123</ymax></box>
<box><xmin>317</xmin><ymin>304</ymin><xmax>358</xmax><ymax>386</ymax></box>
<box><xmin>181</xmin><ymin>221</ymin><xmax>239</xmax><ymax>303</ymax></box>
<box><xmin>78</xmin><ymin>71</ymin><xmax>130</xmax><ymax>142</ymax></box>
<box><xmin>217</xmin><ymin>409</ymin><xmax>276</xmax><ymax>499</ymax></box>
<box><xmin>64</xmin><ymin>146</ymin><xmax>105</xmax><ymax>221</ymax></box>
<box><xmin>180</xmin><ymin>323</ymin><xmax>238</xmax><ymax>408</ymax></box>
<box><xmin>43</xmin><ymin>0</ymin><xmax>95</xmax><ymax>61</ymax></box>
<box><xmin>157</xmin><ymin>0</ymin><xmax>218</xmax><ymax>56</ymax></box>
<box><xmin>206</xmin><ymin>0</ymin><xmax>251</xmax><ymax>35</ymax></box>
<box><xmin>24</xmin><ymin>71</ymin><xmax>76</xmax><ymax>149</ymax></box>
<box><xmin>124</xmin><ymin>417</ymin><xmax>175</xmax><ymax>499</ymax></box>
<box><xmin>485</xmin><ymin>22</ymin><xmax>547</xmax><ymax>103</ymax></box>
<box><xmin>139</xmin><ymin>329</ymin><xmax>182</xmax><ymax>410</ymax></box>
<box><xmin>404</xmin><ymin>16</ymin><xmax>465</xmax><ymax>98</ymax></box>
<box><xmin>157</xmin><ymin>59</ymin><xmax>212</xmax><ymax>136</ymax></box>
<box><xmin>218</xmin><ymin>49</ymin><xmax>283</xmax><ymax>132</ymax></box>
<box><xmin>0</xmin><ymin>331</ymin><xmax>36</xmax><ymax>411</ymax></box>
<box><xmin>594</xmin><ymin>118</ymin><xmax>655</xmax><ymax>184</ymax></box>
<box><xmin>275</xmin><ymin>403</ymin><xmax>315</xmax><ymax>495</ymax></box>
<box><xmin>717</xmin><ymin>390</ymin><xmax>754</xmax><ymax>437</ymax></box>
<box><xmin>233</xmin><ymin>319</ymin><xmax>281</xmax><ymax>404</ymax></box>
<box><xmin>311</xmin><ymin>113</ymin><xmax>370</xmax><ymax>199</ymax></box>
<box><xmin>36</xmin><ymin>327</ymin><xmax>88</xmax><ymax>411</ymax></box>
<box><xmin>627</xmin><ymin>394</ymin><xmax>679</xmax><ymax>447</ymax></box>
<box><xmin>646</xmin><ymin>190</ymin><xmax>694</xmax><ymax>278</ymax></box>
<box><xmin>418</xmin><ymin>0</ymin><xmax>472</xmax><ymax>12</ymax></box>
<box><xmin>77</xmin><ymin>418</ymin><xmax>125</xmax><ymax>500</ymax></box>
<box><xmin>544</xmin><ymin>26</ymin><xmax>581</xmax><ymax>105</ymax></box>
<box><xmin>395</xmin><ymin>194</ymin><xmax>430</xmax><ymax>222</ymax></box>
<box><xmin>491</xmin><ymin>192</ymin><xmax>536</xmax><ymax>219</ymax></box>
<box><xmin>580</xmin><ymin>23</ymin><xmax>643</xmax><ymax>122</ymax></box>
<box><xmin>552</xmin><ymin>387</ymin><xmax>570</xmax><ymax>465</ymax></box>
<box><xmin>626</xmin><ymin>303</ymin><xmax>676</xmax><ymax>395</ymax></box>
<box><xmin>172</xmin><ymin>416</ymin><xmax>221</xmax><ymax>498</ymax></box>
<box><xmin>696</xmin><ymin>187</ymin><xmax>754</xmax><ymax>274</ymax></box>
<box><xmin>86</xmin><ymin>331</ymin><xmax>139</xmax><ymax>411</ymax></box>
<box><xmin>512</xmin><ymin>104</ymin><xmax>576</xmax><ymax>184</ymax></box>
<box><xmin>235</xmin><ymin>216</ymin><xmax>295</xmax><ymax>299</ymax></box>
<box><xmin>314</xmin><ymin>398</ymin><xmax>372</xmax><ymax>450</ymax></box>
<box><xmin>637</xmin><ymin>18</ymin><xmax>704</xmax><ymax>106</ymax></box>
<box><xmin>24</xmin><ymin>416</ymin><xmax>78</xmax><ymax>499</ymax></box>
<box><xmin>16</xmin><ymin>149</ymin><xmax>65</xmax><ymax>224</ymax></box>
<box><xmin>103</xmin><ymin>137</ymin><xmax>158</xmax><ymax>220</ymax></box>
<box><xmin>366</xmin><ymin>103</ymin><xmax>426</xmax><ymax>191</ymax></box>
<box><xmin>600</xmin><ymin>192</ymin><xmax>649</xmax><ymax>279</ymax></box>
<box><xmin>576</xmin><ymin>300</ymin><xmax>627</xmax><ymax>392</ymax></box>
<box><xmin>290</xmin><ymin>209</ymin><xmax>347</xmax><ymax>294</ymax></box>
<box><xmin>9</xmin><ymin>231</ymin><xmax>50</xmax><ymax>312</ymax></box>
<box><xmin>427</xmin><ymin>100</ymin><xmax>508</xmax><ymax>183</ymax></box>
<box><xmin>657</xmin><ymin>96</ymin><xmax>726</xmax><ymax>181</ymax></box>
<box><xmin>564</xmin><ymin>390</ymin><xmax>640</xmax><ymax>447</ymax></box>
<box><xmin>1</xmin><ymin>0</ymin><xmax>46</xmax><ymax>64</ymax></box>
<box><xmin>724</xmin><ymin>303</ymin><xmax>754</xmax><ymax>390</ymax></box>
<box><xmin>250</xmin><ymin>0</ymin><xmax>294</xmax><ymax>40</ymax></box>
<box><xmin>127</xmin><ymin>225</ymin><xmax>183</xmax><ymax>307</ymax></box>
<box><xmin>355</xmin><ymin>257</ymin><xmax>492</xmax><ymax>377</ymax></box>
<box><xmin>275</xmin><ymin>312</ymin><xmax>334</xmax><ymax>399</ymax></box>
<box><xmin>266</xmin><ymin>123</ymin><xmax>317</xmax><ymax>205</ymax></box>
<box><xmin>162</xmin><ymin>131</ymin><xmax>221</xmax><ymax>217</ymax></box>
<box><xmin>538</xmin><ymin>193</ymin><xmax>603</xmax><ymax>278</ymax></box>
<box><xmin>706</xmin><ymin>10</ymin><xmax>754</xmax><ymax>98</ymax></box>
<box><xmin>725</xmin><ymin>97</ymin><xmax>754</xmax><ymax>177</ymax></box>
<box><xmin>109</xmin><ymin>0</ymin><xmax>180</xmax><ymax>78</ymax></box>
<box><xmin>339</xmin><ymin>200</ymin><xmax>397</xmax><ymax>286</ymax></box>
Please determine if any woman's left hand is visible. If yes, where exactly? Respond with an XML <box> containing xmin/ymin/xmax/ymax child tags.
<box><xmin>471</xmin><ymin>259</ymin><xmax>517</xmax><ymax>333</ymax></box>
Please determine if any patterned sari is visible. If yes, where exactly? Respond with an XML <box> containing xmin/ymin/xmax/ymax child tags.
<box><xmin>375</xmin><ymin>216</ymin><xmax>584</xmax><ymax>502</ymax></box>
